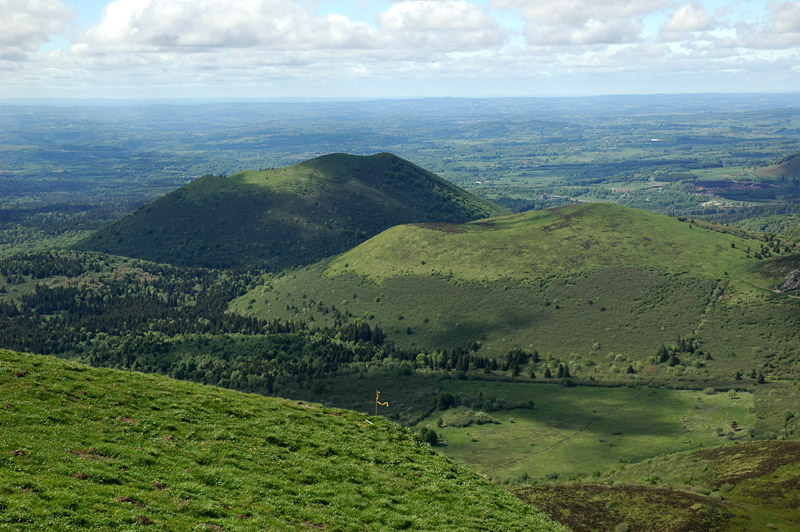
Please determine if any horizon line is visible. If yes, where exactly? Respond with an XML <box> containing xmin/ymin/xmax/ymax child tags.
<box><xmin>2</xmin><ymin>91</ymin><xmax>800</xmax><ymax>106</ymax></box>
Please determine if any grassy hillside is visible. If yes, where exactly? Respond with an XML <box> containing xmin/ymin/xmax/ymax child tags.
<box><xmin>75</xmin><ymin>153</ymin><xmax>506</xmax><ymax>269</ymax></box>
<box><xmin>234</xmin><ymin>203</ymin><xmax>800</xmax><ymax>381</ymax></box>
<box><xmin>755</xmin><ymin>152</ymin><xmax>800</xmax><ymax>178</ymax></box>
<box><xmin>517</xmin><ymin>483</ymin><xmax>731</xmax><ymax>532</ymax></box>
<box><xmin>0</xmin><ymin>349</ymin><xmax>564</xmax><ymax>531</ymax></box>
<box><xmin>515</xmin><ymin>441</ymin><xmax>800</xmax><ymax>532</ymax></box>
<box><xmin>325</xmin><ymin>203</ymin><xmax>762</xmax><ymax>281</ymax></box>
<box><xmin>736</xmin><ymin>213</ymin><xmax>800</xmax><ymax>240</ymax></box>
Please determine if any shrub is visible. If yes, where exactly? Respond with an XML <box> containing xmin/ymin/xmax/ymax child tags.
<box><xmin>423</xmin><ymin>428</ymin><xmax>438</xmax><ymax>446</ymax></box>
<box><xmin>446</xmin><ymin>410</ymin><xmax>499</xmax><ymax>428</ymax></box>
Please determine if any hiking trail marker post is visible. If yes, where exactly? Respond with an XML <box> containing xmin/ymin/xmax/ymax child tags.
<box><xmin>375</xmin><ymin>390</ymin><xmax>389</xmax><ymax>416</ymax></box>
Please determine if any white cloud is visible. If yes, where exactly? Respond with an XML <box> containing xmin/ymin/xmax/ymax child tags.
<box><xmin>526</xmin><ymin>18</ymin><xmax>642</xmax><ymax>46</ymax></box>
<box><xmin>378</xmin><ymin>0</ymin><xmax>505</xmax><ymax>51</ymax></box>
<box><xmin>494</xmin><ymin>0</ymin><xmax>671</xmax><ymax>24</ymax></box>
<box><xmin>76</xmin><ymin>0</ymin><xmax>375</xmax><ymax>53</ymax></box>
<box><xmin>662</xmin><ymin>3</ymin><xmax>715</xmax><ymax>33</ymax></box>
<box><xmin>71</xmin><ymin>0</ymin><xmax>505</xmax><ymax>59</ymax></box>
<box><xmin>771</xmin><ymin>1</ymin><xmax>800</xmax><ymax>33</ymax></box>
<box><xmin>0</xmin><ymin>0</ymin><xmax>74</xmax><ymax>60</ymax></box>
<box><xmin>658</xmin><ymin>2</ymin><xmax>716</xmax><ymax>43</ymax></box>
<box><xmin>720</xmin><ymin>1</ymin><xmax>800</xmax><ymax>49</ymax></box>
<box><xmin>55</xmin><ymin>0</ymin><xmax>510</xmax><ymax>89</ymax></box>
<box><xmin>2</xmin><ymin>0</ymin><xmax>800</xmax><ymax>98</ymax></box>
<box><xmin>494</xmin><ymin>0</ymin><xmax>672</xmax><ymax>45</ymax></box>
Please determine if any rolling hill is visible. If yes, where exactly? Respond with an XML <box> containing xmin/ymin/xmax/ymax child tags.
<box><xmin>234</xmin><ymin>203</ymin><xmax>800</xmax><ymax>382</ymax></box>
<box><xmin>515</xmin><ymin>441</ymin><xmax>800</xmax><ymax>532</ymax></box>
<box><xmin>0</xmin><ymin>349</ymin><xmax>564</xmax><ymax>531</ymax></box>
<box><xmin>755</xmin><ymin>152</ymin><xmax>800</xmax><ymax>178</ymax></box>
<box><xmin>74</xmin><ymin>153</ymin><xmax>506</xmax><ymax>269</ymax></box>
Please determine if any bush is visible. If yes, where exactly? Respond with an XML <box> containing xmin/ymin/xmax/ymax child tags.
<box><xmin>419</xmin><ymin>427</ymin><xmax>438</xmax><ymax>446</ymax></box>
<box><xmin>436</xmin><ymin>393</ymin><xmax>455</xmax><ymax>410</ymax></box>
<box><xmin>445</xmin><ymin>410</ymin><xmax>499</xmax><ymax>428</ymax></box>
<box><xmin>424</xmin><ymin>429</ymin><xmax>438</xmax><ymax>446</ymax></box>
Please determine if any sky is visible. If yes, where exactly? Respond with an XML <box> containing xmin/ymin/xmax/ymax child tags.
<box><xmin>1</xmin><ymin>0</ymin><xmax>799</xmax><ymax>99</ymax></box>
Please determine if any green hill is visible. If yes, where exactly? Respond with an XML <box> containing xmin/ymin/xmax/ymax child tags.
<box><xmin>515</xmin><ymin>441</ymin><xmax>800</xmax><ymax>532</ymax></box>
<box><xmin>234</xmin><ymin>203</ymin><xmax>800</xmax><ymax>382</ymax></box>
<box><xmin>74</xmin><ymin>153</ymin><xmax>506</xmax><ymax>269</ymax></box>
<box><xmin>0</xmin><ymin>349</ymin><xmax>564</xmax><ymax>531</ymax></box>
<box><xmin>755</xmin><ymin>152</ymin><xmax>800</xmax><ymax>178</ymax></box>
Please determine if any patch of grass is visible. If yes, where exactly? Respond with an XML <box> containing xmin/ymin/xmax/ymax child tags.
<box><xmin>755</xmin><ymin>382</ymin><xmax>800</xmax><ymax>439</ymax></box>
<box><xmin>413</xmin><ymin>381</ymin><xmax>756</xmax><ymax>484</ymax></box>
<box><xmin>438</xmin><ymin>408</ymin><xmax>500</xmax><ymax>428</ymax></box>
<box><xmin>240</xmin><ymin>265</ymin><xmax>715</xmax><ymax>359</ymax></box>
<box><xmin>0</xmin><ymin>349</ymin><xmax>564</xmax><ymax>531</ymax></box>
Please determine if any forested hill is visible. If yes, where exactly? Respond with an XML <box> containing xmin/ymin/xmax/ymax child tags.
<box><xmin>0</xmin><ymin>349</ymin><xmax>565</xmax><ymax>531</ymax></box>
<box><xmin>74</xmin><ymin>153</ymin><xmax>506</xmax><ymax>269</ymax></box>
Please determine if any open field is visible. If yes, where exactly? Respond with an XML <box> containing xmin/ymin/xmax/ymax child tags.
<box><xmin>413</xmin><ymin>381</ymin><xmax>757</xmax><ymax>483</ymax></box>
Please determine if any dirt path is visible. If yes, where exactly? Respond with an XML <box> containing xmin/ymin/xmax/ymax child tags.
<box><xmin>740</xmin><ymin>278</ymin><xmax>800</xmax><ymax>299</ymax></box>
<box><xmin>486</xmin><ymin>387</ymin><xmax>644</xmax><ymax>474</ymax></box>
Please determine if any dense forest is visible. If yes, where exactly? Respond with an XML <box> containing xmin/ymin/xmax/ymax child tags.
<box><xmin>0</xmin><ymin>251</ymin><xmax>539</xmax><ymax>399</ymax></box>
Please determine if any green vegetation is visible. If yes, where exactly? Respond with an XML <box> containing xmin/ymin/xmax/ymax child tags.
<box><xmin>324</xmin><ymin>203</ymin><xmax>762</xmax><ymax>280</ymax></box>
<box><xmin>413</xmin><ymin>381</ymin><xmax>756</xmax><ymax>483</ymax></box>
<box><xmin>509</xmin><ymin>382</ymin><xmax>800</xmax><ymax>532</ymax></box>
<box><xmin>0</xmin><ymin>349</ymin><xmax>564</xmax><ymax>531</ymax></box>
<box><xmin>270</xmin><ymin>372</ymin><xmax>445</xmax><ymax>426</ymax></box>
<box><xmin>0</xmin><ymin>250</ymin><xmax>520</xmax><ymax>426</ymax></box>
<box><xmin>4</xmin><ymin>98</ymin><xmax>800</xmax><ymax>531</ymax></box>
<box><xmin>75</xmin><ymin>153</ymin><xmax>505</xmax><ymax>269</ymax></box>
<box><xmin>735</xmin><ymin>213</ymin><xmax>800</xmax><ymax>240</ymax></box>
<box><xmin>516</xmin><ymin>483</ymin><xmax>730</xmax><ymax>532</ymax></box>
<box><xmin>5</xmin><ymin>97</ymin><xmax>800</xmax><ymax>260</ymax></box>
<box><xmin>517</xmin><ymin>441</ymin><xmax>800</xmax><ymax>532</ymax></box>
<box><xmin>235</xmin><ymin>203</ymin><xmax>800</xmax><ymax>381</ymax></box>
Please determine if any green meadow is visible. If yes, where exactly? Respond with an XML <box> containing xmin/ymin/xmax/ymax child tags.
<box><xmin>0</xmin><ymin>349</ymin><xmax>564</xmax><ymax>531</ymax></box>
<box><xmin>413</xmin><ymin>381</ymin><xmax>756</xmax><ymax>484</ymax></box>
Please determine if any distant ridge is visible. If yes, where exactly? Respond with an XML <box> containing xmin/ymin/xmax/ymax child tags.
<box><xmin>75</xmin><ymin>153</ymin><xmax>506</xmax><ymax>269</ymax></box>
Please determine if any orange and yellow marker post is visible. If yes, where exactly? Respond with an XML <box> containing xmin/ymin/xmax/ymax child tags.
<box><xmin>375</xmin><ymin>390</ymin><xmax>389</xmax><ymax>416</ymax></box>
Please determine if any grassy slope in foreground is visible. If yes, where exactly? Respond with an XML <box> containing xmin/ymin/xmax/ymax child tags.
<box><xmin>0</xmin><ymin>350</ymin><xmax>564</xmax><ymax>532</ymax></box>
<box><xmin>74</xmin><ymin>152</ymin><xmax>506</xmax><ymax>269</ymax></box>
<box><xmin>236</xmin><ymin>203</ymin><xmax>799</xmax><ymax>374</ymax></box>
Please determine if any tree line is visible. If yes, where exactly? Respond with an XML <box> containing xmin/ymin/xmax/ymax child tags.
<box><xmin>0</xmin><ymin>251</ymin><xmax>529</xmax><ymax>396</ymax></box>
